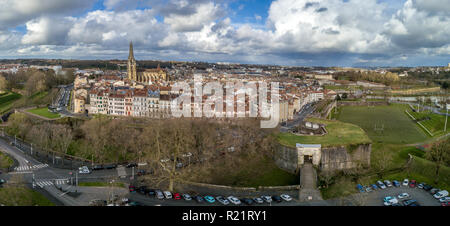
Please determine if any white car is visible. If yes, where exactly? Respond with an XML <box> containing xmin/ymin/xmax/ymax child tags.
<box><xmin>397</xmin><ymin>193</ymin><xmax>410</xmax><ymax>199</ymax></box>
<box><xmin>383</xmin><ymin>180</ymin><xmax>393</xmax><ymax>187</ymax></box>
<box><xmin>280</xmin><ymin>194</ymin><xmax>292</xmax><ymax>202</ymax></box>
<box><xmin>261</xmin><ymin>195</ymin><xmax>272</xmax><ymax>203</ymax></box>
<box><xmin>227</xmin><ymin>196</ymin><xmax>241</xmax><ymax>205</ymax></box>
<box><xmin>439</xmin><ymin>197</ymin><xmax>450</xmax><ymax>203</ymax></box>
<box><xmin>383</xmin><ymin>196</ymin><xmax>399</xmax><ymax>206</ymax></box>
<box><xmin>182</xmin><ymin>194</ymin><xmax>192</xmax><ymax>201</ymax></box>
<box><xmin>163</xmin><ymin>191</ymin><xmax>172</xmax><ymax>199</ymax></box>
<box><xmin>402</xmin><ymin>179</ymin><xmax>409</xmax><ymax>186</ymax></box>
<box><xmin>253</xmin><ymin>197</ymin><xmax>264</xmax><ymax>204</ymax></box>
<box><xmin>155</xmin><ymin>190</ymin><xmax>164</xmax><ymax>199</ymax></box>
<box><xmin>216</xmin><ymin>196</ymin><xmax>230</xmax><ymax>205</ymax></box>
<box><xmin>376</xmin><ymin>181</ymin><xmax>386</xmax><ymax>189</ymax></box>
<box><xmin>78</xmin><ymin>166</ymin><xmax>90</xmax><ymax>174</ymax></box>
<box><xmin>433</xmin><ymin>190</ymin><xmax>448</xmax><ymax>199</ymax></box>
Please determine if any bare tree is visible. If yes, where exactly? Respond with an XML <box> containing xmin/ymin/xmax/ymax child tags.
<box><xmin>425</xmin><ymin>138</ymin><xmax>450</xmax><ymax>184</ymax></box>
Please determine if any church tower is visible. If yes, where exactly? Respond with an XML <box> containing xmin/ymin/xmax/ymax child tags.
<box><xmin>127</xmin><ymin>41</ymin><xmax>137</xmax><ymax>81</ymax></box>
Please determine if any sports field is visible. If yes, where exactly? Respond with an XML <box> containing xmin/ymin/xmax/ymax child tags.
<box><xmin>0</xmin><ymin>92</ymin><xmax>22</xmax><ymax>114</ymax></box>
<box><xmin>406</xmin><ymin>110</ymin><xmax>449</xmax><ymax>137</ymax></box>
<box><xmin>335</xmin><ymin>104</ymin><xmax>428</xmax><ymax>144</ymax></box>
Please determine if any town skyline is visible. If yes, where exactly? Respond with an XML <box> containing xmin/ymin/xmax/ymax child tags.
<box><xmin>0</xmin><ymin>0</ymin><xmax>449</xmax><ymax>67</ymax></box>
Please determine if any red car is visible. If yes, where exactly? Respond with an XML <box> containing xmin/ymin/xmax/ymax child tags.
<box><xmin>129</xmin><ymin>185</ymin><xmax>136</xmax><ymax>193</ymax></box>
<box><xmin>409</xmin><ymin>180</ymin><xmax>416</xmax><ymax>188</ymax></box>
<box><xmin>174</xmin><ymin>193</ymin><xmax>181</xmax><ymax>200</ymax></box>
<box><xmin>442</xmin><ymin>202</ymin><xmax>449</xmax><ymax>206</ymax></box>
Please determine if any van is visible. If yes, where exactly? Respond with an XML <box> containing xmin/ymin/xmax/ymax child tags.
<box><xmin>434</xmin><ymin>190</ymin><xmax>449</xmax><ymax>199</ymax></box>
<box><xmin>155</xmin><ymin>190</ymin><xmax>164</xmax><ymax>199</ymax></box>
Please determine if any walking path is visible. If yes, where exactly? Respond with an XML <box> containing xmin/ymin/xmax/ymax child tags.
<box><xmin>299</xmin><ymin>163</ymin><xmax>323</xmax><ymax>202</ymax></box>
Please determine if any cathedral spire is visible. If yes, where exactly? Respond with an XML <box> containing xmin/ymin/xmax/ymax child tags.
<box><xmin>129</xmin><ymin>41</ymin><xmax>135</xmax><ymax>60</ymax></box>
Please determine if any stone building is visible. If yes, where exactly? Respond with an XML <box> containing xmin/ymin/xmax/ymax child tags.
<box><xmin>127</xmin><ymin>42</ymin><xmax>168</xmax><ymax>84</ymax></box>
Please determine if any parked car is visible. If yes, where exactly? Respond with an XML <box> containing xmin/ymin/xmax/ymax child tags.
<box><xmin>92</xmin><ymin>165</ymin><xmax>104</xmax><ymax>170</ymax></box>
<box><xmin>272</xmin><ymin>195</ymin><xmax>282</xmax><ymax>203</ymax></box>
<box><xmin>441</xmin><ymin>201</ymin><xmax>450</xmax><ymax>206</ymax></box>
<box><xmin>383</xmin><ymin>196</ymin><xmax>399</xmax><ymax>206</ymax></box>
<box><xmin>253</xmin><ymin>197</ymin><xmax>264</xmax><ymax>204</ymax></box>
<box><xmin>78</xmin><ymin>166</ymin><xmax>90</xmax><ymax>174</ymax></box>
<box><xmin>371</xmin><ymin>184</ymin><xmax>379</xmax><ymax>190</ymax></box>
<box><xmin>128</xmin><ymin>185</ymin><xmax>136</xmax><ymax>193</ymax></box>
<box><xmin>392</xmin><ymin>180</ymin><xmax>400</xmax><ymax>187</ymax></box>
<box><xmin>417</xmin><ymin>183</ymin><xmax>424</xmax><ymax>189</ymax></box>
<box><xmin>163</xmin><ymin>191</ymin><xmax>172</xmax><ymax>199</ymax></box>
<box><xmin>402</xmin><ymin>179</ymin><xmax>409</xmax><ymax>186</ymax></box>
<box><xmin>104</xmin><ymin>164</ymin><xmax>117</xmax><ymax>170</ymax></box>
<box><xmin>409</xmin><ymin>180</ymin><xmax>417</xmax><ymax>188</ymax></box>
<box><xmin>261</xmin><ymin>195</ymin><xmax>272</xmax><ymax>203</ymax></box>
<box><xmin>155</xmin><ymin>190</ymin><xmax>164</xmax><ymax>199</ymax></box>
<box><xmin>402</xmin><ymin>199</ymin><xmax>418</xmax><ymax>206</ymax></box>
<box><xmin>377</xmin><ymin>181</ymin><xmax>387</xmax><ymax>189</ymax></box>
<box><xmin>194</xmin><ymin>196</ymin><xmax>204</xmax><ymax>203</ymax></box>
<box><xmin>397</xmin><ymin>193</ymin><xmax>410</xmax><ymax>199</ymax></box>
<box><xmin>0</xmin><ymin>179</ymin><xmax>5</xmax><ymax>185</ymax></box>
<box><xmin>439</xmin><ymin>197</ymin><xmax>450</xmax><ymax>203</ymax></box>
<box><xmin>241</xmin><ymin>198</ymin><xmax>254</xmax><ymax>205</ymax></box>
<box><xmin>365</xmin><ymin>186</ymin><xmax>373</xmax><ymax>193</ymax></box>
<box><xmin>227</xmin><ymin>196</ymin><xmax>241</xmax><ymax>205</ymax></box>
<box><xmin>137</xmin><ymin>186</ymin><xmax>147</xmax><ymax>195</ymax></box>
<box><xmin>423</xmin><ymin>184</ymin><xmax>433</xmax><ymax>191</ymax></box>
<box><xmin>356</xmin><ymin>184</ymin><xmax>364</xmax><ymax>192</ymax></box>
<box><xmin>281</xmin><ymin>194</ymin><xmax>292</xmax><ymax>201</ymax></box>
<box><xmin>174</xmin><ymin>193</ymin><xmax>181</xmax><ymax>200</ymax></box>
<box><xmin>434</xmin><ymin>190</ymin><xmax>449</xmax><ymax>199</ymax></box>
<box><xmin>182</xmin><ymin>194</ymin><xmax>192</xmax><ymax>201</ymax></box>
<box><xmin>384</xmin><ymin>180</ymin><xmax>393</xmax><ymax>188</ymax></box>
<box><xmin>204</xmin><ymin>196</ymin><xmax>216</xmax><ymax>203</ymax></box>
<box><xmin>146</xmin><ymin>189</ymin><xmax>155</xmax><ymax>197</ymax></box>
<box><xmin>430</xmin><ymin>188</ymin><xmax>441</xmax><ymax>195</ymax></box>
<box><xmin>126</xmin><ymin>163</ymin><xmax>138</xmax><ymax>168</ymax></box>
<box><xmin>216</xmin><ymin>196</ymin><xmax>229</xmax><ymax>205</ymax></box>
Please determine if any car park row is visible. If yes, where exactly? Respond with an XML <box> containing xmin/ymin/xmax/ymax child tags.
<box><xmin>357</xmin><ymin>178</ymin><xmax>449</xmax><ymax>206</ymax></box>
<box><xmin>128</xmin><ymin>185</ymin><xmax>293</xmax><ymax>206</ymax></box>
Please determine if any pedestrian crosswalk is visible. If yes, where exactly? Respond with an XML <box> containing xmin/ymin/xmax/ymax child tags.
<box><xmin>14</xmin><ymin>164</ymin><xmax>48</xmax><ymax>172</ymax></box>
<box><xmin>34</xmin><ymin>179</ymin><xmax>69</xmax><ymax>188</ymax></box>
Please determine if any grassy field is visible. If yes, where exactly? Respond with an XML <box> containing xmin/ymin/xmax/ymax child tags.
<box><xmin>0</xmin><ymin>151</ymin><xmax>14</xmax><ymax>169</ymax></box>
<box><xmin>181</xmin><ymin>154</ymin><xmax>299</xmax><ymax>187</ymax></box>
<box><xmin>27</xmin><ymin>107</ymin><xmax>61</xmax><ymax>119</ymax></box>
<box><xmin>278</xmin><ymin>118</ymin><xmax>371</xmax><ymax>148</ymax></box>
<box><xmin>0</xmin><ymin>92</ymin><xmax>22</xmax><ymax>114</ymax></box>
<box><xmin>406</xmin><ymin>110</ymin><xmax>449</xmax><ymax>137</ymax></box>
<box><xmin>78</xmin><ymin>182</ymin><xmax>125</xmax><ymax>188</ymax></box>
<box><xmin>0</xmin><ymin>187</ymin><xmax>55</xmax><ymax>206</ymax></box>
<box><xmin>335</xmin><ymin>104</ymin><xmax>428</xmax><ymax>144</ymax></box>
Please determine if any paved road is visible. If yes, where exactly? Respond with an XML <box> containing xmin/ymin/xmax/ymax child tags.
<box><xmin>280</xmin><ymin>103</ymin><xmax>315</xmax><ymax>132</ymax></box>
<box><xmin>299</xmin><ymin>163</ymin><xmax>323</xmax><ymax>202</ymax></box>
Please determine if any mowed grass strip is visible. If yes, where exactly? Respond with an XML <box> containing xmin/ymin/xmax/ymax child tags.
<box><xmin>278</xmin><ymin>118</ymin><xmax>371</xmax><ymax>147</ymax></box>
<box><xmin>27</xmin><ymin>107</ymin><xmax>61</xmax><ymax>119</ymax></box>
<box><xmin>0</xmin><ymin>92</ymin><xmax>22</xmax><ymax>113</ymax></box>
<box><xmin>78</xmin><ymin>181</ymin><xmax>125</xmax><ymax>188</ymax></box>
<box><xmin>336</xmin><ymin>104</ymin><xmax>428</xmax><ymax>144</ymax></box>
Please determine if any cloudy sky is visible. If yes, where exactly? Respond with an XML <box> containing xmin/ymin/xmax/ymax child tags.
<box><xmin>0</xmin><ymin>0</ymin><xmax>449</xmax><ymax>67</ymax></box>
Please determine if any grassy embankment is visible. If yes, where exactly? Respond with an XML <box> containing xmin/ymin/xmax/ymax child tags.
<box><xmin>27</xmin><ymin>107</ymin><xmax>61</xmax><ymax>119</ymax></box>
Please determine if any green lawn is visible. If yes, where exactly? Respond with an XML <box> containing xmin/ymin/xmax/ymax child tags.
<box><xmin>0</xmin><ymin>92</ymin><xmax>22</xmax><ymax>114</ymax></box>
<box><xmin>406</xmin><ymin>110</ymin><xmax>449</xmax><ymax>136</ymax></box>
<box><xmin>0</xmin><ymin>151</ymin><xmax>14</xmax><ymax>169</ymax></box>
<box><xmin>78</xmin><ymin>181</ymin><xmax>125</xmax><ymax>188</ymax></box>
<box><xmin>278</xmin><ymin>118</ymin><xmax>371</xmax><ymax>148</ymax></box>
<box><xmin>27</xmin><ymin>107</ymin><xmax>61</xmax><ymax>119</ymax></box>
<box><xmin>182</xmin><ymin>155</ymin><xmax>299</xmax><ymax>187</ymax></box>
<box><xmin>0</xmin><ymin>187</ymin><xmax>55</xmax><ymax>206</ymax></box>
<box><xmin>335</xmin><ymin>104</ymin><xmax>428</xmax><ymax>144</ymax></box>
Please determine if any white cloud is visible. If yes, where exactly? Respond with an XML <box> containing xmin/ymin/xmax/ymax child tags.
<box><xmin>22</xmin><ymin>16</ymin><xmax>75</xmax><ymax>45</ymax></box>
<box><xmin>0</xmin><ymin>0</ymin><xmax>93</xmax><ymax>29</ymax></box>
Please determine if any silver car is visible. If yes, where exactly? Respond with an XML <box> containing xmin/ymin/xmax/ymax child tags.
<box><xmin>216</xmin><ymin>196</ymin><xmax>230</xmax><ymax>205</ymax></box>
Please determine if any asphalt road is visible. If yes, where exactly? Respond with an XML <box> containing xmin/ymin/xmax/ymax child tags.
<box><xmin>280</xmin><ymin>103</ymin><xmax>315</xmax><ymax>132</ymax></box>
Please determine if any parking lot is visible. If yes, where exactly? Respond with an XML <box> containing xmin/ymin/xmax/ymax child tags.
<box><xmin>364</xmin><ymin>186</ymin><xmax>441</xmax><ymax>206</ymax></box>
